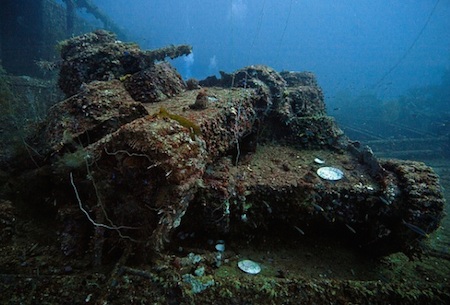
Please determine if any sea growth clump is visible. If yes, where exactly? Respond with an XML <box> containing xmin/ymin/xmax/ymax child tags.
<box><xmin>190</xmin><ymin>88</ymin><xmax>209</xmax><ymax>110</ymax></box>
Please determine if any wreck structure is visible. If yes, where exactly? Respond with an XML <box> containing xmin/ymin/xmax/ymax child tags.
<box><xmin>24</xmin><ymin>30</ymin><xmax>444</xmax><ymax>259</ymax></box>
<box><xmin>1</xmin><ymin>30</ymin><xmax>446</xmax><ymax>303</ymax></box>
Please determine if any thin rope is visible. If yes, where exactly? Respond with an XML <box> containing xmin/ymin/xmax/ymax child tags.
<box><xmin>250</xmin><ymin>0</ymin><xmax>266</xmax><ymax>51</ymax></box>
<box><xmin>372</xmin><ymin>0</ymin><xmax>441</xmax><ymax>90</ymax></box>
<box><xmin>276</xmin><ymin>0</ymin><xmax>294</xmax><ymax>59</ymax></box>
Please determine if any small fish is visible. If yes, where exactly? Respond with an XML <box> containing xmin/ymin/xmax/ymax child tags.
<box><xmin>378</xmin><ymin>273</ymin><xmax>390</xmax><ymax>283</ymax></box>
<box><xmin>263</xmin><ymin>201</ymin><xmax>272</xmax><ymax>213</ymax></box>
<box><xmin>311</xmin><ymin>202</ymin><xmax>324</xmax><ymax>212</ymax></box>
<box><xmin>402</xmin><ymin>220</ymin><xmax>429</xmax><ymax>238</ymax></box>
<box><xmin>294</xmin><ymin>226</ymin><xmax>305</xmax><ymax>235</ymax></box>
<box><xmin>379</xmin><ymin>196</ymin><xmax>391</xmax><ymax>205</ymax></box>
<box><xmin>345</xmin><ymin>224</ymin><xmax>356</xmax><ymax>234</ymax></box>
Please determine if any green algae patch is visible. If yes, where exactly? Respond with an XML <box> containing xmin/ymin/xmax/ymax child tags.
<box><xmin>156</xmin><ymin>107</ymin><xmax>202</xmax><ymax>138</ymax></box>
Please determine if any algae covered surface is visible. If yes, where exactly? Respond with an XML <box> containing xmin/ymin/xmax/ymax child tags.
<box><xmin>0</xmin><ymin>30</ymin><xmax>449</xmax><ymax>304</ymax></box>
<box><xmin>0</xmin><ymin>149</ymin><xmax>449</xmax><ymax>304</ymax></box>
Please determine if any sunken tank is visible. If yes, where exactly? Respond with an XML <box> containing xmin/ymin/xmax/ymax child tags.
<box><xmin>2</xmin><ymin>31</ymin><xmax>447</xmax><ymax>304</ymax></box>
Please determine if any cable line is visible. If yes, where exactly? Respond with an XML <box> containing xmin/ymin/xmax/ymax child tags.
<box><xmin>372</xmin><ymin>0</ymin><xmax>441</xmax><ymax>90</ymax></box>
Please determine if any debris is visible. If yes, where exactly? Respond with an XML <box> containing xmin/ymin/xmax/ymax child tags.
<box><xmin>314</xmin><ymin>157</ymin><xmax>325</xmax><ymax>164</ymax></box>
<box><xmin>215</xmin><ymin>241</ymin><xmax>225</xmax><ymax>252</ymax></box>
<box><xmin>182</xmin><ymin>274</ymin><xmax>215</xmax><ymax>294</ymax></box>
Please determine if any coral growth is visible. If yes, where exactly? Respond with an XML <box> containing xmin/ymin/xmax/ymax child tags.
<box><xmin>190</xmin><ymin>88</ymin><xmax>209</xmax><ymax>110</ymax></box>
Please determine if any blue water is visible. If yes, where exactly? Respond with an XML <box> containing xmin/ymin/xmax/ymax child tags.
<box><xmin>89</xmin><ymin>0</ymin><xmax>450</xmax><ymax>105</ymax></box>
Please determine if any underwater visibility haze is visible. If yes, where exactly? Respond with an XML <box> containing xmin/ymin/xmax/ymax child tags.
<box><xmin>90</xmin><ymin>0</ymin><xmax>450</xmax><ymax>99</ymax></box>
<box><xmin>88</xmin><ymin>0</ymin><xmax>450</xmax><ymax>139</ymax></box>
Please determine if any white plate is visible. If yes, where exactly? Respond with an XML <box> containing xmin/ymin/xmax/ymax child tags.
<box><xmin>238</xmin><ymin>259</ymin><xmax>261</xmax><ymax>274</ymax></box>
<box><xmin>317</xmin><ymin>167</ymin><xmax>344</xmax><ymax>181</ymax></box>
